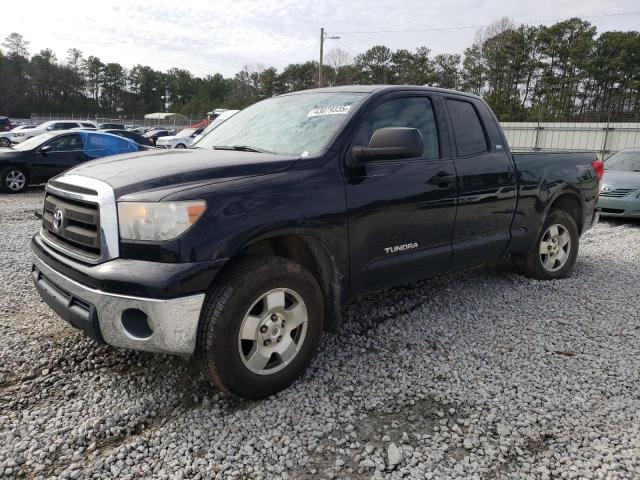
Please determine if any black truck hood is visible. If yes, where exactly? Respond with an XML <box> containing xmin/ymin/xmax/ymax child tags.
<box><xmin>65</xmin><ymin>148</ymin><xmax>300</xmax><ymax>198</ymax></box>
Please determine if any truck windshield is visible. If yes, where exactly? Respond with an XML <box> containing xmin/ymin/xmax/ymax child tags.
<box><xmin>195</xmin><ymin>92</ymin><xmax>367</xmax><ymax>156</ymax></box>
<box><xmin>604</xmin><ymin>150</ymin><xmax>640</xmax><ymax>172</ymax></box>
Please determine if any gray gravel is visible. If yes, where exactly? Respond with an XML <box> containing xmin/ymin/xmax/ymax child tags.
<box><xmin>1</xmin><ymin>190</ymin><xmax>639</xmax><ymax>479</ymax></box>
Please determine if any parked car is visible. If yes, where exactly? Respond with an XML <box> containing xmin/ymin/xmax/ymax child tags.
<box><xmin>155</xmin><ymin>128</ymin><xmax>204</xmax><ymax>149</ymax></box>
<box><xmin>0</xmin><ymin>130</ymin><xmax>140</xmax><ymax>193</ymax></box>
<box><xmin>30</xmin><ymin>86</ymin><xmax>601</xmax><ymax>399</ymax></box>
<box><xmin>597</xmin><ymin>148</ymin><xmax>640</xmax><ymax>218</ymax></box>
<box><xmin>0</xmin><ymin>125</ymin><xmax>37</xmax><ymax>147</ymax></box>
<box><xmin>99</xmin><ymin>123</ymin><xmax>126</xmax><ymax>130</ymax></box>
<box><xmin>191</xmin><ymin>110</ymin><xmax>239</xmax><ymax>146</ymax></box>
<box><xmin>102</xmin><ymin>129</ymin><xmax>154</xmax><ymax>147</ymax></box>
<box><xmin>143</xmin><ymin>129</ymin><xmax>174</xmax><ymax>146</ymax></box>
<box><xmin>0</xmin><ymin>116</ymin><xmax>12</xmax><ymax>132</ymax></box>
<box><xmin>10</xmin><ymin>120</ymin><xmax>99</xmax><ymax>143</ymax></box>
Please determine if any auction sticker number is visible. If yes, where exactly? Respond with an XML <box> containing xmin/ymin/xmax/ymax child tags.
<box><xmin>307</xmin><ymin>105</ymin><xmax>351</xmax><ymax>117</ymax></box>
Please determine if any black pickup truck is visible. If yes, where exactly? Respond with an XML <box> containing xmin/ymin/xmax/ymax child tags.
<box><xmin>30</xmin><ymin>86</ymin><xmax>602</xmax><ymax>399</ymax></box>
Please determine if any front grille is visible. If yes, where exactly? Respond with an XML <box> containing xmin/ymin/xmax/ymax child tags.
<box><xmin>600</xmin><ymin>188</ymin><xmax>637</xmax><ymax>198</ymax></box>
<box><xmin>42</xmin><ymin>192</ymin><xmax>101</xmax><ymax>259</ymax></box>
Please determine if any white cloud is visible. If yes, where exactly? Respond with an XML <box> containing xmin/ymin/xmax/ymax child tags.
<box><xmin>1</xmin><ymin>0</ymin><xmax>638</xmax><ymax>76</ymax></box>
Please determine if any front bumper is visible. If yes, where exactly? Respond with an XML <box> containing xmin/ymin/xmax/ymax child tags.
<box><xmin>597</xmin><ymin>196</ymin><xmax>640</xmax><ymax>218</ymax></box>
<box><xmin>32</xmin><ymin>251</ymin><xmax>206</xmax><ymax>355</ymax></box>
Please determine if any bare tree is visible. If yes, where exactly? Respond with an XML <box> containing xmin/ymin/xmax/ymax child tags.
<box><xmin>325</xmin><ymin>47</ymin><xmax>352</xmax><ymax>70</ymax></box>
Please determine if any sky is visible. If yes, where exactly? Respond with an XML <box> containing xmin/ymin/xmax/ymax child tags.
<box><xmin>2</xmin><ymin>0</ymin><xmax>639</xmax><ymax>77</ymax></box>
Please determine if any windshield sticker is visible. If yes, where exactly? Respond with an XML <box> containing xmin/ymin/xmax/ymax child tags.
<box><xmin>307</xmin><ymin>105</ymin><xmax>351</xmax><ymax>117</ymax></box>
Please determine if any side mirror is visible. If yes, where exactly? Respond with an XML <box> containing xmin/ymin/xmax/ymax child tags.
<box><xmin>39</xmin><ymin>145</ymin><xmax>52</xmax><ymax>155</ymax></box>
<box><xmin>352</xmin><ymin>127</ymin><xmax>423</xmax><ymax>162</ymax></box>
<box><xmin>46</xmin><ymin>127</ymin><xmax>53</xmax><ymax>131</ymax></box>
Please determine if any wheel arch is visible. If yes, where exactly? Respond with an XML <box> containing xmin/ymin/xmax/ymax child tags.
<box><xmin>548</xmin><ymin>191</ymin><xmax>584</xmax><ymax>234</ymax></box>
<box><xmin>216</xmin><ymin>233</ymin><xmax>344</xmax><ymax>333</ymax></box>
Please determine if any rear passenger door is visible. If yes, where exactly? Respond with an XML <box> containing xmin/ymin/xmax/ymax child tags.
<box><xmin>443</xmin><ymin>96</ymin><xmax>517</xmax><ymax>269</ymax></box>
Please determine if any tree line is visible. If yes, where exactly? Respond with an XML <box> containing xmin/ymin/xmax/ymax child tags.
<box><xmin>1</xmin><ymin>17</ymin><xmax>638</xmax><ymax>122</ymax></box>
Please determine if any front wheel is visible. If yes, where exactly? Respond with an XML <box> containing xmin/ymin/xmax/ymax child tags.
<box><xmin>197</xmin><ymin>256</ymin><xmax>324</xmax><ymax>399</ymax></box>
<box><xmin>0</xmin><ymin>167</ymin><xmax>28</xmax><ymax>193</ymax></box>
<box><xmin>175</xmin><ymin>143</ymin><xmax>187</xmax><ymax>149</ymax></box>
<box><xmin>0</xmin><ymin>137</ymin><xmax>11</xmax><ymax>148</ymax></box>
<box><xmin>513</xmin><ymin>209</ymin><xmax>579</xmax><ymax>280</ymax></box>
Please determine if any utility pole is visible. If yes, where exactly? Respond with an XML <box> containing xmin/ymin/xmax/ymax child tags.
<box><xmin>319</xmin><ymin>28</ymin><xmax>324</xmax><ymax>88</ymax></box>
<box><xmin>319</xmin><ymin>28</ymin><xmax>340</xmax><ymax>88</ymax></box>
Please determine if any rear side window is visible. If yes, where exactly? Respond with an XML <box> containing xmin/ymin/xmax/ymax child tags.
<box><xmin>85</xmin><ymin>134</ymin><xmax>137</xmax><ymax>157</ymax></box>
<box><xmin>353</xmin><ymin>97</ymin><xmax>440</xmax><ymax>159</ymax></box>
<box><xmin>81</xmin><ymin>123</ymin><xmax>95</xmax><ymax>128</ymax></box>
<box><xmin>446</xmin><ymin>99</ymin><xmax>488</xmax><ymax>156</ymax></box>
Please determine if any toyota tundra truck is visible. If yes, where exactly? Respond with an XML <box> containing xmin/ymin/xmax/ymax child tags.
<box><xmin>30</xmin><ymin>86</ymin><xmax>602</xmax><ymax>399</ymax></box>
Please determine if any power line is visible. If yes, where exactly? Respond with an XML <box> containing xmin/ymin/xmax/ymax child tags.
<box><xmin>333</xmin><ymin>11</ymin><xmax>640</xmax><ymax>35</ymax></box>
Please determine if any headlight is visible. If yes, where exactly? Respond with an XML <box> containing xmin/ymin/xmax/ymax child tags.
<box><xmin>118</xmin><ymin>201</ymin><xmax>206</xmax><ymax>241</ymax></box>
<box><xmin>13</xmin><ymin>133</ymin><xmax>25</xmax><ymax>137</ymax></box>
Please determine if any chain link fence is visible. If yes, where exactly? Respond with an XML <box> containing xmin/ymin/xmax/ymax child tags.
<box><xmin>27</xmin><ymin>113</ymin><xmax>198</xmax><ymax>129</ymax></box>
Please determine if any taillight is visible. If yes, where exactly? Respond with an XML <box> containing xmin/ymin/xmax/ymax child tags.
<box><xmin>592</xmin><ymin>160</ymin><xmax>604</xmax><ymax>181</ymax></box>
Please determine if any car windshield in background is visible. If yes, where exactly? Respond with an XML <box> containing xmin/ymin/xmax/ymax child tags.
<box><xmin>604</xmin><ymin>150</ymin><xmax>640</xmax><ymax>172</ymax></box>
<box><xmin>12</xmin><ymin>133</ymin><xmax>58</xmax><ymax>151</ymax></box>
<box><xmin>195</xmin><ymin>92</ymin><xmax>367</xmax><ymax>156</ymax></box>
<box><xmin>177</xmin><ymin>128</ymin><xmax>196</xmax><ymax>137</ymax></box>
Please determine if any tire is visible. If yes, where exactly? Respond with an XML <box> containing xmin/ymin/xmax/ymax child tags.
<box><xmin>0</xmin><ymin>167</ymin><xmax>28</xmax><ymax>194</ymax></box>
<box><xmin>175</xmin><ymin>143</ymin><xmax>186</xmax><ymax>149</ymax></box>
<box><xmin>197</xmin><ymin>255</ymin><xmax>324</xmax><ymax>399</ymax></box>
<box><xmin>0</xmin><ymin>137</ymin><xmax>10</xmax><ymax>148</ymax></box>
<box><xmin>513</xmin><ymin>209</ymin><xmax>579</xmax><ymax>280</ymax></box>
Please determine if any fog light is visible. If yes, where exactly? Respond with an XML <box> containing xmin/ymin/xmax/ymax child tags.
<box><xmin>121</xmin><ymin>309</ymin><xmax>153</xmax><ymax>339</ymax></box>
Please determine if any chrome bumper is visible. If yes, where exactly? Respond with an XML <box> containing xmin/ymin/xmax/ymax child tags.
<box><xmin>32</xmin><ymin>252</ymin><xmax>205</xmax><ymax>355</ymax></box>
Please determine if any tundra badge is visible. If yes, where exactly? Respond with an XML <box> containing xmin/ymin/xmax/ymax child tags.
<box><xmin>384</xmin><ymin>242</ymin><xmax>418</xmax><ymax>254</ymax></box>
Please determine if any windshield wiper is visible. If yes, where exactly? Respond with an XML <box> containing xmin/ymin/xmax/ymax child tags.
<box><xmin>213</xmin><ymin>145</ymin><xmax>270</xmax><ymax>153</ymax></box>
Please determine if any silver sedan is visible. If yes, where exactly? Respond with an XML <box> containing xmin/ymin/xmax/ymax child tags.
<box><xmin>598</xmin><ymin>148</ymin><xmax>640</xmax><ymax>219</ymax></box>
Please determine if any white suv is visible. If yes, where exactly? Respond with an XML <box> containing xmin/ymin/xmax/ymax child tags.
<box><xmin>10</xmin><ymin>120</ymin><xmax>98</xmax><ymax>143</ymax></box>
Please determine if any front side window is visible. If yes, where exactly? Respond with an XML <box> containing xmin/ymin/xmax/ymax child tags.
<box><xmin>446</xmin><ymin>99</ymin><xmax>488</xmax><ymax>156</ymax></box>
<box><xmin>45</xmin><ymin>134</ymin><xmax>84</xmax><ymax>152</ymax></box>
<box><xmin>196</xmin><ymin>92</ymin><xmax>367</xmax><ymax>156</ymax></box>
<box><xmin>352</xmin><ymin>96</ymin><xmax>440</xmax><ymax>159</ymax></box>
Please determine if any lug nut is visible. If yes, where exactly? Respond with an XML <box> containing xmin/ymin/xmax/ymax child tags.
<box><xmin>277</xmin><ymin>336</ymin><xmax>282</xmax><ymax>343</ymax></box>
<box><xmin>263</xmin><ymin>339</ymin><xmax>271</xmax><ymax>346</ymax></box>
<box><xmin>260</xmin><ymin>325</ymin><xmax>268</xmax><ymax>333</ymax></box>
<box><xmin>271</xmin><ymin>314</ymin><xmax>278</xmax><ymax>322</ymax></box>
<box><xmin>281</xmin><ymin>320</ymin><xmax>286</xmax><ymax>327</ymax></box>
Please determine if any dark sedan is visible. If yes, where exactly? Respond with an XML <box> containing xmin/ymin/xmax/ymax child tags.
<box><xmin>102</xmin><ymin>129</ymin><xmax>154</xmax><ymax>147</ymax></box>
<box><xmin>0</xmin><ymin>131</ymin><xmax>140</xmax><ymax>193</ymax></box>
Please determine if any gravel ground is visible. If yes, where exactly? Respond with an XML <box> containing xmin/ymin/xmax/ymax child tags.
<box><xmin>1</xmin><ymin>190</ymin><xmax>639</xmax><ymax>479</ymax></box>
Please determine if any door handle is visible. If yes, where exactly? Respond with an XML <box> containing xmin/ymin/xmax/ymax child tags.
<box><xmin>428</xmin><ymin>171</ymin><xmax>456</xmax><ymax>186</ymax></box>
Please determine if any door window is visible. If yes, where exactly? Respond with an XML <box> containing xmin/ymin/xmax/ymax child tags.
<box><xmin>44</xmin><ymin>134</ymin><xmax>84</xmax><ymax>152</ymax></box>
<box><xmin>446</xmin><ymin>99</ymin><xmax>488</xmax><ymax>156</ymax></box>
<box><xmin>353</xmin><ymin>97</ymin><xmax>439</xmax><ymax>159</ymax></box>
<box><xmin>85</xmin><ymin>133</ymin><xmax>137</xmax><ymax>157</ymax></box>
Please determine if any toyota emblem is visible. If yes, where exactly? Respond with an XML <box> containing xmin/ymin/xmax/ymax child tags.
<box><xmin>600</xmin><ymin>184</ymin><xmax>612</xmax><ymax>193</ymax></box>
<box><xmin>53</xmin><ymin>209</ymin><xmax>64</xmax><ymax>230</ymax></box>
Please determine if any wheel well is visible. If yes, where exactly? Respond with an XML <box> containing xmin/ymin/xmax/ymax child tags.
<box><xmin>232</xmin><ymin>235</ymin><xmax>342</xmax><ymax>333</ymax></box>
<box><xmin>550</xmin><ymin>194</ymin><xmax>583</xmax><ymax>233</ymax></box>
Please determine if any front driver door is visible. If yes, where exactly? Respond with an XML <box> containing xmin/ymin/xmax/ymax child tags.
<box><xmin>344</xmin><ymin>93</ymin><xmax>457</xmax><ymax>296</ymax></box>
<box><xmin>32</xmin><ymin>133</ymin><xmax>86</xmax><ymax>183</ymax></box>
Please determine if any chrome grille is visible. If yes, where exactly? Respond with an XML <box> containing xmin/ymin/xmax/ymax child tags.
<box><xmin>40</xmin><ymin>175</ymin><xmax>119</xmax><ymax>264</ymax></box>
<box><xmin>600</xmin><ymin>188</ymin><xmax>637</xmax><ymax>198</ymax></box>
<box><xmin>42</xmin><ymin>192</ymin><xmax>101</xmax><ymax>258</ymax></box>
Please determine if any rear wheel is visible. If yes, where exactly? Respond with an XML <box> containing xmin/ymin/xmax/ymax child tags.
<box><xmin>0</xmin><ymin>167</ymin><xmax>28</xmax><ymax>193</ymax></box>
<box><xmin>513</xmin><ymin>209</ymin><xmax>579</xmax><ymax>280</ymax></box>
<box><xmin>197</xmin><ymin>256</ymin><xmax>324</xmax><ymax>399</ymax></box>
<box><xmin>175</xmin><ymin>143</ymin><xmax>187</xmax><ymax>149</ymax></box>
